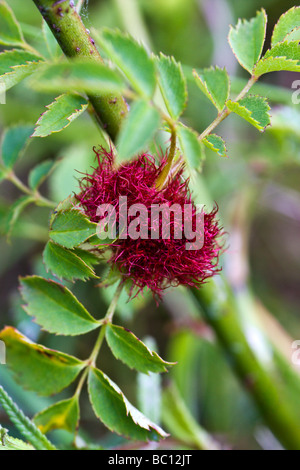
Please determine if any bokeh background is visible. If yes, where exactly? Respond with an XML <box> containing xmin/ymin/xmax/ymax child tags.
<box><xmin>0</xmin><ymin>0</ymin><xmax>300</xmax><ymax>450</ymax></box>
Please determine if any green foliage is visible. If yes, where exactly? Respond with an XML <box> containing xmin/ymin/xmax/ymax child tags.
<box><xmin>43</xmin><ymin>241</ymin><xmax>98</xmax><ymax>282</ymax></box>
<box><xmin>105</xmin><ymin>324</ymin><xmax>174</xmax><ymax>374</ymax></box>
<box><xmin>228</xmin><ymin>9</ymin><xmax>267</xmax><ymax>73</ymax></box>
<box><xmin>0</xmin><ymin>1</ymin><xmax>24</xmax><ymax>47</ymax></box>
<box><xmin>99</xmin><ymin>29</ymin><xmax>156</xmax><ymax>98</ymax></box>
<box><xmin>2</xmin><ymin>1</ymin><xmax>300</xmax><ymax>451</ymax></box>
<box><xmin>30</xmin><ymin>61</ymin><xmax>125</xmax><ymax>94</ymax></box>
<box><xmin>1</xmin><ymin>125</ymin><xmax>34</xmax><ymax>168</ymax></box>
<box><xmin>155</xmin><ymin>53</ymin><xmax>187</xmax><ymax>119</ymax></box>
<box><xmin>137</xmin><ymin>337</ymin><xmax>162</xmax><ymax>425</ymax></box>
<box><xmin>117</xmin><ymin>99</ymin><xmax>161</xmax><ymax>161</ymax></box>
<box><xmin>177</xmin><ymin>125</ymin><xmax>205</xmax><ymax>170</ymax></box>
<box><xmin>33</xmin><ymin>397</ymin><xmax>79</xmax><ymax>434</ymax></box>
<box><xmin>28</xmin><ymin>160</ymin><xmax>56</xmax><ymax>190</ymax></box>
<box><xmin>42</xmin><ymin>21</ymin><xmax>60</xmax><ymax>59</ymax></box>
<box><xmin>32</xmin><ymin>94</ymin><xmax>89</xmax><ymax>138</ymax></box>
<box><xmin>0</xmin><ymin>426</ymin><xmax>35</xmax><ymax>451</ymax></box>
<box><xmin>20</xmin><ymin>275</ymin><xmax>100</xmax><ymax>335</ymax></box>
<box><xmin>0</xmin><ymin>386</ymin><xmax>56</xmax><ymax>450</ymax></box>
<box><xmin>193</xmin><ymin>66</ymin><xmax>230</xmax><ymax>112</ymax></box>
<box><xmin>203</xmin><ymin>135</ymin><xmax>227</xmax><ymax>158</ymax></box>
<box><xmin>0</xmin><ymin>49</ymin><xmax>43</xmax><ymax>90</ymax></box>
<box><xmin>49</xmin><ymin>209</ymin><xmax>98</xmax><ymax>249</ymax></box>
<box><xmin>5</xmin><ymin>195</ymin><xmax>35</xmax><ymax>239</ymax></box>
<box><xmin>162</xmin><ymin>383</ymin><xmax>219</xmax><ymax>450</ymax></box>
<box><xmin>227</xmin><ymin>95</ymin><xmax>271</xmax><ymax>132</ymax></box>
<box><xmin>254</xmin><ymin>41</ymin><xmax>300</xmax><ymax>76</ymax></box>
<box><xmin>88</xmin><ymin>367</ymin><xmax>168</xmax><ymax>441</ymax></box>
<box><xmin>0</xmin><ymin>327</ymin><xmax>85</xmax><ymax>395</ymax></box>
<box><xmin>271</xmin><ymin>7</ymin><xmax>300</xmax><ymax>46</ymax></box>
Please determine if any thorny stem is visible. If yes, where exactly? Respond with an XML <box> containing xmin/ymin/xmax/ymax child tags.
<box><xmin>199</xmin><ymin>75</ymin><xmax>258</xmax><ymax>141</ymax></box>
<box><xmin>193</xmin><ymin>279</ymin><xmax>300</xmax><ymax>451</ymax></box>
<box><xmin>32</xmin><ymin>0</ymin><xmax>128</xmax><ymax>140</ymax></box>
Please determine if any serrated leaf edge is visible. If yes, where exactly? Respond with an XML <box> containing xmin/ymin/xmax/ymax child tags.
<box><xmin>32</xmin><ymin>93</ymin><xmax>88</xmax><ymax>138</ymax></box>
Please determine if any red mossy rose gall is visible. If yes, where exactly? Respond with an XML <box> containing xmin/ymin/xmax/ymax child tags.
<box><xmin>76</xmin><ymin>146</ymin><xmax>223</xmax><ymax>297</ymax></box>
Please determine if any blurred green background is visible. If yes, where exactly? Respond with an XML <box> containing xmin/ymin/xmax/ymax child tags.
<box><xmin>0</xmin><ymin>0</ymin><xmax>300</xmax><ymax>450</ymax></box>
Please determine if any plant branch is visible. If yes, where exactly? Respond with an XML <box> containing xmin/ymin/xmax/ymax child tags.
<box><xmin>75</xmin><ymin>282</ymin><xmax>123</xmax><ymax>396</ymax></box>
<box><xmin>6</xmin><ymin>171</ymin><xmax>57</xmax><ymax>209</ymax></box>
<box><xmin>193</xmin><ymin>279</ymin><xmax>300</xmax><ymax>450</ymax></box>
<box><xmin>0</xmin><ymin>386</ymin><xmax>56</xmax><ymax>451</ymax></box>
<box><xmin>199</xmin><ymin>75</ymin><xmax>258</xmax><ymax>141</ymax></box>
<box><xmin>155</xmin><ymin>126</ymin><xmax>177</xmax><ymax>190</ymax></box>
<box><xmin>32</xmin><ymin>0</ymin><xmax>128</xmax><ymax>140</ymax></box>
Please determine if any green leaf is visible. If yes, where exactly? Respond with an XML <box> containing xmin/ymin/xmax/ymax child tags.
<box><xmin>0</xmin><ymin>1</ymin><xmax>24</xmax><ymax>46</ymax></box>
<box><xmin>203</xmin><ymin>134</ymin><xmax>227</xmax><ymax>158</ymax></box>
<box><xmin>0</xmin><ymin>49</ymin><xmax>42</xmax><ymax>75</ymax></box>
<box><xmin>1</xmin><ymin>62</ymin><xmax>42</xmax><ymax>92</ymax></box>
<box><xmin>254</xmin><ymin>56</ymin><xmax>300</xmax><ymax>76</ymax></box>
<box><xmin>0</xmin><ymin>426</ymin><xmax>35</xmax><ymax>451</ymax></box>
<box><xmin>137</xmin><ymin>337</ymin><xmax>162</xmax><ymax>425</ymax></box>
<box><xmin>272</xmin><ymin>7</ymin><xmax>300</xmax><ymax>46</ymax></box>
<box><xmin>43</xmin><ymin>241</ymin><xmax>98</xmax><ymax>282</ymax></box>
<box><xmin>5</xmin><ymin>195</ymin><xmax>34</xmax><ymax>239</ymax></box>
<box><xmin>72</xmin><ymin>248</ymin><xmax>101</xmax><ymax>269</ymax></box>
<box><xmin>33</xmin><ymin>397</ymin><xmax>79</xmax><ymax>434</ymax></box>
<box><xmin>0</xmin><ymin>49</ymin><xmax>43</xmax><ymax>91</ymax></box>
<box><xmin>228</xmin><ymin>9</ymin><xmax>267</xmax><ymax>73</ymax></box>
<box><xmin>1</xmin><ymin>125</ymin><xmax>35</xmax><ymax>168</ymax></box>
<box><xmin>0</xmin><ymin>327</ymin><xmax>85</xmax><ymax>396</ymax></box>
<box><xmin>99</xmin><ymin>29</ymin><xmax>156</xmax><ymax>98</ymax></box>
<box><xmin>162</xmin><ymin>383</ymin><xmax>219</xmax><ymax>450</ymax></box>
<box><xmin>155</xmin><ymin>53</ymin><xmax>187</xmax><ymax>119</ymax></box>
<box><xmin>49</xmin><ymin>194</ymin><xmax>77</xmax><ymax>226</ymax></box>
<box><xmin>117</xmin><ymin>99</ymin><xmax>160</xmax><ymax>161</ymax></box>
<box><xmin>105</xmin><ymin>324</ymin><xmax>174</xmax><ymax>374</ymax></box>
<box><xmin>50</xmin><ymin>209</ymin><xmax>97</xmax><ymax>248</ymax></box>
<box><xmin>42</xmin><ymin>21</ymin><xmax>60</xmax><ymax>59</ymax></box>
<box><xmin>177</xmin><ymin>125</ymin><xmax>204</xmax><ymax>171</ymax></box>
<box><xmin>227</xmin><ymin>95</ymin><xmax>271</xmax><ymax>132</ymax></box>
<box><xmin>0</xmin><ymin>386</ymin><xmax>56</xmax><ymax>451</ymax></box>
<box><xmin>283</xmin><ymin>28</ymin><xmax>300</xmax><ymax>42</ymax></box>
<box><xmin>88</xmin><ymin>367</ymin><xmax>168</xmax><ymax>441</ymax></box>
<box><xmin>28</xmin><ymin>160</ymin><xmax>56</xmax><ymax>190</ymax></box>
<box><xmin>264</xmin><ymin>41</ymin><xmax>300</xmax><ymax>61</ymax></box>
<box><xmin>29</xmin><ymin>61</ymin><xmax>125</xmax><ymax>94</ymax></box>
<box><xmin>32</xmin><ymin>94</ymin><xmax>88</xmax><ymax>138</ymax></box>
<box><xmin>254</xmin><ymin>41</ymin><xmax>300</xmax><ymax>76</ymax></box>
<box><xmin>193</xmin><ymin>66</ymin><xmax>230</xmax><ymax>112</ymax></box>
<box><xmin>20</xmin><ymin>275</ymin><xmax>100</xmax><ymax>336</ymax></box>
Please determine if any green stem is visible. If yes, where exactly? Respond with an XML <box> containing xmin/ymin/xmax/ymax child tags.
<box><xmin>199</xmin><ymin>75</ymin><xmax>258</xmax><ymax>141</ymax></box>
<box><xmin>6</xmin><ymin>171</ymin><xmax>57</xmax><ymax>209</ymax></box>
<box><xmin>32</xmin><ymin>0</ymin><xmax>128</xmax><ymax>140</ymax></box>
<box><xmin>75</xmin><ymin>282</ymin><xmax>123</xmax><ymax>395</ymax></box>
<box><xmin>89</xmin><ymin>281</ymin><xmax>123</xmax><ymax>365</ymax></box>
<box><xmin>155</xmin><ymin>126</ymin><xmax>177</xmax><ymax>190</ymax></box>
<box><xmin>193</xmin><ymin>279</ymin><xmax>300</xmax><ymax>450</ymax></box>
